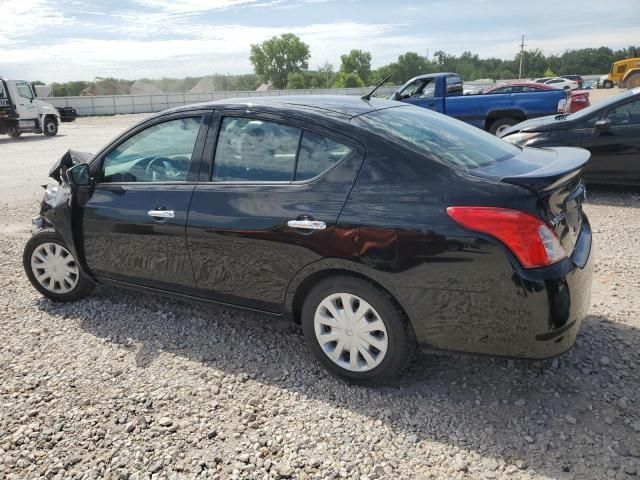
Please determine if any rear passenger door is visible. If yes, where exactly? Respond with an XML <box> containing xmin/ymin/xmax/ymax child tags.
<box><xmin>186</xmin><ymin>112</ymin><xmax>364</xmax><ymax>313</ymax></box>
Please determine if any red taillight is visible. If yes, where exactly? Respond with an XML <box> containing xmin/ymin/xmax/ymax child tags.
<box><xmin>446</xmin><ymin>206</ymin><xmax>566</xmax><ymax>268</ymax></box>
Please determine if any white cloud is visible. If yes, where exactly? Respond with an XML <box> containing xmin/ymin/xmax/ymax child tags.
<box><xmin>0</xmin><ymin>0</ymin><xmax>75</xmax><ymax>46</ymax></box>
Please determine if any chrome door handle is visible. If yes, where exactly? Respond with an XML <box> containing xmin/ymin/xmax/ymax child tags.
<box><xmin>147</xmin><ymin>210</ymin><xmax>175</xmax><ymax>219</ymax></box>
<box><xmin>287</xmin><ymin>219</ymin><xmax>326</xmax><ymax>230</ymax></box>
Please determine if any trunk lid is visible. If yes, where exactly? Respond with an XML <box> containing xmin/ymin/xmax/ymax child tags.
<box><xmin>472</xmin><ymin>146</ymin><xmax>589</xmax><ymax>255</ymax></box>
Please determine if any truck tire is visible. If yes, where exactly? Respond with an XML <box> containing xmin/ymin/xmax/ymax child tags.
<box><xmin>624</xmin><ymin>73</ymin><xmax>640</xmax><ymax>89</ymax></box>
<box><xmin>8</xmin><ymin>127</ymin><xmax>21</xmax><ymax>138</ymax></box>
<box><xmin>43</xmin><ymin>117</ymin><xmax>58</xmax><ymax>137</ymax></box>
<box><xmin>489</xmin><ymin>118</ymin><xmax>519</xmax><ymax>136</ymax></box>
<box><xmin>603</xmin><ymin>80</ymin><xmax>614</xmax><ymax>89</ymax></box>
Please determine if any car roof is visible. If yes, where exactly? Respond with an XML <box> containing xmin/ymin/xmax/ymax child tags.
<box><xmin>161</xmin><ymin>95</ymin><xmax>401</xmax><ymax>120</ymax></box>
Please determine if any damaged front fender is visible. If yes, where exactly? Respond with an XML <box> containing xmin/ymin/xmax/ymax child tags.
<box><xmin>38</xmin><ymin>149</ymin><xmax>97</xmax><ymax>284</ymax></box>
<box><xmin>48</xmin><ymin>149</ymin><xmax>94</xmax><ymax>183</ymax></box>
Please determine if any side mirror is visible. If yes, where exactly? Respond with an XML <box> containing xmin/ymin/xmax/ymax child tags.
<box><xmin>65</xmin><ymin>163</ymin><xmax>92</xmax><ymax>188</ymax></box>
<box><xmin>594</xmin><ymin>119</ymin><xmax>611</xmax><ymax>135</ymax></box>
<box><xmin>391</xmin><ymin>92</ymin><xmax>401</xmax><ymax>101</ymax></box>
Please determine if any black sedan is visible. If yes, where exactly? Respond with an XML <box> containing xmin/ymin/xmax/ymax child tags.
<box><xmin>24</xmin><ymin>96</ymin><xmax>593</xmax><ymax>384</ymax></box>
<box><xmin>500</xmin><ymin>88</ymin><xmax>640</xmax><ymax>184</ymax></box>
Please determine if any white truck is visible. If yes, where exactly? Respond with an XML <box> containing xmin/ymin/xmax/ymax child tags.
<box><xmin>0</xmin><ymin>79</ymin><xmax>76</xmax><ymax>138</ymax></box>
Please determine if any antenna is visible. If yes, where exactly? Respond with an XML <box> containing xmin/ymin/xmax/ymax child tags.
<box><xmin>361</xmin><ymin>74</ymin><xmax>392</xmax><ymax>101</ymax></box>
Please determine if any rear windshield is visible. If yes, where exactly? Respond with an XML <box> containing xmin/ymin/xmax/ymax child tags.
<box><xmin>358</xmin><ymin>106</ymin><xmax>519</xmax><ymax>169</ymax></box>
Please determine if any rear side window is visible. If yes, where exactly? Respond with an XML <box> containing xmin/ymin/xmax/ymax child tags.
<box><xmin>296</xmin><ymin>131</ymin><xmax>353</xmax><ymax>180</ymax></box>
<box><xmin>212</xmin><ymin>117</ymin><xmax>353</xmax><ymax>182</ymax></box>
<box><xmin>213</xmin><ymin>117</ymin><xmax>300</xmax><ymax>181</ymax></box>
<box><xmin>359</xmin><ymin>106</ymin><xmax>520</xmax><ymax>169</ymax></box>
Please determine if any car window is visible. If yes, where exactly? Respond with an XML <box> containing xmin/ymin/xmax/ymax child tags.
<box><xmin>548</xmin><ymin>79</ymin><xmax>562</xmax><ymax>84</ymax></box>
<box><xmin>400</xmin><ymin>79</ymin><xmax>435</xmax><ymax>99</ymax></box>
<box><xmin>522</xmin><ymin>86</ymin><xmax>541</xmax><ymax>92</ymax></box>
<box><xmin>490</xmin><ymin>86</ymin><xmax>509</xmax><ymax>94</ymax></box>
<box><xmin>607</xmin><ymin>98</ymin><xmax>640</xmax><ymax>125</ymax></box>
<box><xmin>359</xmin><ymin>106</ymin><xmax>519</xmax><ymax>169</ymax></box>
<box><xmin>102</xmin><ymin>116</ymin><xmax>203</xmax><ymax>183</ymax></box>
<box><xmin>296</xmin><ymin>131</ymin><xmax>353</xmax><ymax>181</ymax></box>
<box><xmin>446</xmin><ymin>76</ymin><xmax>463</xmax><ymax>96</ymax></box>
<box><xmin>16</xmin><ymin>83</ymin><xmax>33</xmax><ymax>99</ymax></box>
<box><xmin>213</xmin><ymin>117</ymin><xmax>300</xmax><ymax>182</ymax></box>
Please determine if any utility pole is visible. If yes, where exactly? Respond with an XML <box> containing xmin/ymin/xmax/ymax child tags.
<box><xmin>518</xmin><ymin>35</ymin><xmax>526</xmax><ymax>79</ymax></box>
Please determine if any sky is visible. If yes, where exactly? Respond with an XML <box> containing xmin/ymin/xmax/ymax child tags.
<box><xmin>1</xmin><ymin>0</ymin><xmax>639</xmax><ymax>83</ymax></box>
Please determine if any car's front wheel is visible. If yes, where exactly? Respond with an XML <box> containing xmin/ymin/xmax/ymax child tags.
<box><xmin>23</xmin><ymin>230</ymin><xmax>94</xmax><ymax>302</ymax></box>
<box><xmin>301</xmin><ymin>276</ymin><xmax>416</xmax><ymax>385</ymax></box>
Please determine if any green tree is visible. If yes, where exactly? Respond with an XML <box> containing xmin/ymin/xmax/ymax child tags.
<box><xmin>287</xmin><ymin>72</ymin><xmax>310</xmax><ymax>89</ymax></box>
<box><xmin>340</xmin><ymin>49</ymin><xmax>372</xmax><ymax>84</ymax></box>
<box><xmin>250</xmin><ymin>33</ymin><xmax>310</xmax><ymax>89</ymax></box>
<box><xmin>333</xmin><ymin>72</ymin><xmax>365</xmax><ymax>88</ymax></box>
<box><xmin>394</xmin><ymin>52</ymin><xmax>433</xmax><ymax>82</ymax></box>
<box><xmin>543</xmin><ymin>67</ymin><xmax>556</xmax><ymax>77</ymax></box>
<box><xmin>316</xmin><ymin>62</ymin><xmax>335</xmax><ymax>88</ymax></box>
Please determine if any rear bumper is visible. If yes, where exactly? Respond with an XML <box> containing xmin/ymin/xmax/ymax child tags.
<box><xmin>401</xmin><ymin>216</ymin><xmax>593</xmax><ymax>359</ymax></box>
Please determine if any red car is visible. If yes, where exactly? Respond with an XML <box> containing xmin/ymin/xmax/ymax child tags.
<box><xmin>483</xmin><ymin>82</ymin><xmax>590</xmax><ymax>113</ymax></box>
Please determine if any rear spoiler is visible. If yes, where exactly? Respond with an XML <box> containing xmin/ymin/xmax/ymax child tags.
<box><xmin>500</xmin><ymin>147</ymin><xmax>590</xmax><ymax>192</ymax></box>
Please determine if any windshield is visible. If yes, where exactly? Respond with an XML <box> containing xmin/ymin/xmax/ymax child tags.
<box><xmin>357</xmin><ymin>106</ymin><xmax>520</xmax><ymax>169</ymax></box>
<box><xmin>569</xmin><ymin>89</ymin><xmax>638</xmax><ymax>121</ymax></box>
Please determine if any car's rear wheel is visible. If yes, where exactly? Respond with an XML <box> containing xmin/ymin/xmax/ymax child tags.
<box><xmin>301</xmin><ymin>276</ymin><xmax>416</xmax><ymax>384</ymax></box>
<box><xmin>489</xmin><ymin>118</ymin><xmax>519</xmax><ymax>136</ymax></box>
<box><xmin>23</xmin><ymin>230</ymin><xmax>94</xmax><ymax>302</ymax></box>
<box><xmin>603</xmin><ymin>80</ymin><xmax>614</xmax><ymax>89</ymax></box>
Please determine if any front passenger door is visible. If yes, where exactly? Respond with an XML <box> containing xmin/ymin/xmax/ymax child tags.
<box><xmin>82</xmin><ymin>114</ymin><xmax>207</xmax><ymax>292</ymax></box>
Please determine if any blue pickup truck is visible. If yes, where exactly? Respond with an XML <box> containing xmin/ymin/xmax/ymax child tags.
<box><xmin>390</xmin><ymin>73</ymin><xmax>570</xmax><ymax>135</ymax></box>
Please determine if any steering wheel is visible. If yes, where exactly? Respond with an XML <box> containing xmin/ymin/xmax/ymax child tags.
<box><xmin>145</xmin><ymin>157</ymin><xmax>171</xmax><ymax>181</ymax></box>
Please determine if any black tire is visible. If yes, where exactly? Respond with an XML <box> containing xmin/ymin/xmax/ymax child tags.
<box><xmin>603</xmin><ymin>80</ymin><xmax>614</xmax><ymax>89</ymax></box>
<box><xmin>8</xmin><ymin>127</ymin><xmax>21</xmax><ymax>138</ymax></box>
<box><xmin>23</xmin><ymin>230</ymin><xmax>94</xmax><ymax>302</ymax></box>
<box><xmin>43</xmin><ymin>117</ymin><xmax>58</xmax><ymax>137</ymax></box>
<box><xmin>301</xmin><ymin>276</ymin><xmax>416</xmax><ymax>385</ymax></box>
<box><xmin>489</xmin><ymin>117</ymin><xmax>518</xmax><ymax>136</ymax></box>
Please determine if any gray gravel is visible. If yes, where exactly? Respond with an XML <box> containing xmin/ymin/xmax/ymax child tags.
<box><xmin>1</xmin><ymin>116</ymin><xmax>639</xmax><ymax>479</ymax></box>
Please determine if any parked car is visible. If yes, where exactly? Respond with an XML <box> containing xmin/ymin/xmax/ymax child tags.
<box><xmin>534</xmin><ymin>77</ymin><xmax>579</xmax><ymax>90</ymax></box>
<box><xmin>391</xmin><ymin>73</ymin><xmax>570</xmax><ymax>135</ymax></box>
<box><xmin>483</xmin><ymin>81</ymin><xmax>590</xmax><ymax>113</ymax></box>
<box><xmin>597</xmin><ymin>74</ymin><xmax>611</xmax><ymax>89</ymax></box>
<box><xmin>500</xmin><ymin>88</ymin><xmax>640</xmax><ymax>184</ymax></box>
<box><xmin>561</xmin><ymin>75</ymin><xmax>584</xmax><ymax>88</ymax></box>
<box><xmin>24</xmin><ymin>96</ymin><xmax>593</xmax><ymax>384</ymax></box>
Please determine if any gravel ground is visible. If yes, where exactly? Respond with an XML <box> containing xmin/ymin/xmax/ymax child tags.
<box><xmin>1</xmin><ymin>115</ymin><xmax>639</xmax><ymax>480</ymax></box>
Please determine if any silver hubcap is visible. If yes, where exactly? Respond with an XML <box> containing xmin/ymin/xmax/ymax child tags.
<box><xmin>46</xmin><ymin>122</ymin><xmax>56</xmax><ymax>133</ymax></box>
<box><xmin>314</xmin><ymin>293</ymin><xmax>388</xmax><ymax>372</ymax></box>
<box><xmin>495</xmin><ymin>124</ymin><xmax>511</xmax><ymax>135</ymax></box>
<box><xmin>30</xmin><ymin>242</ymin><xmax>79</xmax><ymax>294</ymax></box>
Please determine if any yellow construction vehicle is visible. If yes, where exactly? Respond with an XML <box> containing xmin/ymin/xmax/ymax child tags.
<box><xmin>603</xmin><ymin>56</ymin><xmax>640</xmax><ymax>89</ymax></box>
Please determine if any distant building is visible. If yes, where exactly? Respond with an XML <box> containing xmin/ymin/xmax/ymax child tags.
<box><xmin>256</xmin><ymin>82</ymin><xmax>273</xmax><ymax>92</ymax></box>
<box><xmin>130</xmin><ymin>81</ymin><xmax>163</xmax><ymax>95</ymax></box>
<box><xmin>190</xmin><ymin>76</ymin><xmax>216</xmax><ymax>94</ymax></box>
